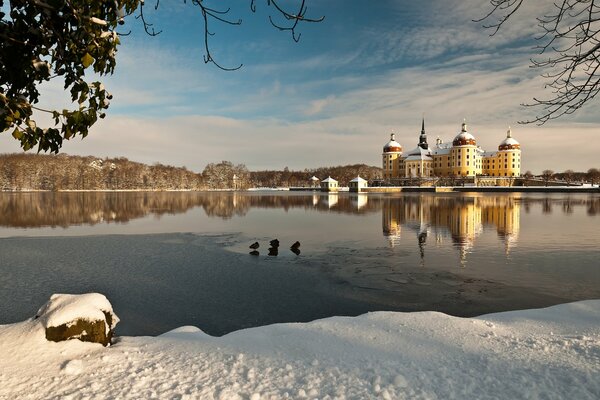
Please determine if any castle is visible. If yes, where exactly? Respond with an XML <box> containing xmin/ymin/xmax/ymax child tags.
<box><xmin>382</xmin><ymin>120</ymin><xmax>521</xmax><ymax>181</ymax></box>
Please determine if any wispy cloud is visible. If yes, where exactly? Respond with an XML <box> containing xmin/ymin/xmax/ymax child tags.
<box><xmin>2</xmin><ymin>0</ymin><xmax>597</xmax><ymax>174</ymax></box>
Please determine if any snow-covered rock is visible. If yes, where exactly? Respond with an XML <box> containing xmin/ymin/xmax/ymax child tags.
<box><xmin>35</xmin><ymin>293</ymin><xmax>119</xmax><ymax>346</ymax></box>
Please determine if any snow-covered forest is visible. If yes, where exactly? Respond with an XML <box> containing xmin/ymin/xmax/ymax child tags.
<box><xmin>0</xmin><ymin>154</ymin><xmax>382</xmax><ymax>191</ymax></box>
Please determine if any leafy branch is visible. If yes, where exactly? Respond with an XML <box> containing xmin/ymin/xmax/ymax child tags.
<box><xmin>0</xmin><ymin>0</ymin><xmax>322</xmax><ymax>153</ymax></box>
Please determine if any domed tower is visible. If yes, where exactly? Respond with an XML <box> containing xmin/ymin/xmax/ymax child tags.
<box><xmin>382</xmin><ymin>132</ymin><xmax>402</xmax><ymax>180</ymax></box>
<box><xmin>497</xmin><ymin>127</ymin><xmax>521</xmax><ymax>177</ymax></box>
<box><xmin>451</xmin><ymin>120</ymin><xmax>480</xmax><ymax>177</ymax></box>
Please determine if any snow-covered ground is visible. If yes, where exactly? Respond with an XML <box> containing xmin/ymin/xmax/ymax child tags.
<box><xmin>1</xmin><ymin>298</ymin><xmax>599</xmax><ymax>399</ymax></box>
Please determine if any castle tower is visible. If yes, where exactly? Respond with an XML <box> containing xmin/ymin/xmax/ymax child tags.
<box><xmin>496</xmin><ymin>127</ymin><xmax>521</xmax><ymax>177</ymax></box>
<box><xmin>450</xmin><ymin>120</ymin><xmax>480</xmax><ymax>177</ymax></box>
<box><xmin>382</xmin><ymin>132</ymin><xmax>402</xmax><ymax>180</ymax></box>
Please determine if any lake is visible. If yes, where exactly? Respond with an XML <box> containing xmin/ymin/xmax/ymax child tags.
<box><xmin>0</xmin><ymin>191</ymin><xmax>598</xmax><ymax>336</ymax></box>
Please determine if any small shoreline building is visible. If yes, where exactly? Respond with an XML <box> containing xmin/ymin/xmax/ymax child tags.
<box><xmin>382</xmin><ymin>120</ymin><xmax>521</xmax><ymax>181</ymax></box>
<box><xmin>320</xmin><ymin>176</ymin><xmax>339</xmax><ymax>192</ymax></box>
<box><xmin>349</xmin><ymin>176</ymin><xmax>368</xmax><ymax>192</ymax></box>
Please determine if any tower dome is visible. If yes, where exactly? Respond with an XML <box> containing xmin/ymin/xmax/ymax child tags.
<box><xmin>498</xmin><ymin>127</ymin><xmax>520</xmax><ymax>151</ymax></box>
<box><xmin>383</xmin><ymin>132</ymin><xmax>402</xmax><ymax>153</ymax></box>
<box><xmin>452</xmin><ymin>120</ymin><xmax>477</xmax><ymax>146</ymax></box>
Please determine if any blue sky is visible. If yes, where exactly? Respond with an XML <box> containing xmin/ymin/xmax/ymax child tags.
<box><xmin>2</xmin><ymin>0</ymin><xmax>598</xmax><ymax>173</ymax></box>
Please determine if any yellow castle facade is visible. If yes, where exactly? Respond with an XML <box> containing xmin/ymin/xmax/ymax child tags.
<box><xmin>382</xmin><ymin>120</ymin><xmax>521</xmax><ymax>180</ymax></box>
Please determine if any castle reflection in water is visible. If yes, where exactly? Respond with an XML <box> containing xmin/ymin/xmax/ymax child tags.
<box><xmin>1</xmin><ymin>192</ymin><xmax>598</xmax><ymax>266</ymax></box>
<box><xmin>382</xmin><ymin>195</ymin><xmax>520</xmax><ymax>266</ymax></box>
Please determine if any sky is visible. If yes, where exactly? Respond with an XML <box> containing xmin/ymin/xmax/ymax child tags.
<box><xmin>1</xmin><ymin>0</ymin><xmax>598</xmax><ymax>174</ymax></box>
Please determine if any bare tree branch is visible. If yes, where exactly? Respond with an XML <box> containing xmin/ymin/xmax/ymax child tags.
<box><xmin>479</xmin><ymin>0</ymin><xmax>600</xmax><ymax>124</ymax></box>
<box><xmin>137</xmin><ymin>0</ymin><xmax>324</xmax><ymax>70</ymax></box>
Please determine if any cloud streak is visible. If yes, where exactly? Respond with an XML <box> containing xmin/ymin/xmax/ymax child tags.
<box><xmin>2</xmin><ymin>0</ymin><xmax>597</xmax><ymax>175</ymax></box>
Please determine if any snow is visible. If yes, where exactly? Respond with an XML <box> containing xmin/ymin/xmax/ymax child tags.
<box><xmin>349</xmin><ymin>176</ymin><xmax>367</xmax><ymax>183</ymax></box>
<box><xmin>1</xmin><ymin>298</ymin><xmax>599</xmax><ymax>399</ymax></box>
<box><xmin>500</xmin><ymin>137</ymin><xmax>520</xmax><ymax>146</ymax></box>
<box><xmin>454</xmin><ymin>131</ymin><xmax>476</xmax><ymax>142</ymax></box>
<box><xmin>35</xmin><ymin>293</ymin><xmax>119</xmax><ymax>333</ymax></box>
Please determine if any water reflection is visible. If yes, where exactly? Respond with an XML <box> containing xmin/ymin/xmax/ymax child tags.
<box><xmin>0</xmin><ymin>192</ymin><xmax>598</xmax><ymax>235</ymax></box>
<box><xmin>0</xmin><ymin>191</ymin><xmax>383</xmax><ymax>228</ymax></box>
<box><xmin>0</xmin><ymin>192</ymin><xmax>206</xmax><ymax>228</ymax></box>
<box><xmin>1</xmin><ymin>191</ymin><xmax>599</xmax><ymax>334</ymax></box>
<box><xmin>382</xmin><ymin>195</ymin><xmax>521</xmax><ymax>266</ymax></box>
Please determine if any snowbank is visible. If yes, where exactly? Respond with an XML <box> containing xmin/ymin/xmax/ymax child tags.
<box><xmin>1</xmin><ymin>299</ymin><xmax>599</xmax><ymax>399</ymax></box>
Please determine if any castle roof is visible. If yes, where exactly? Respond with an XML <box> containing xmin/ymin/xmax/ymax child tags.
<box><xmin>452</xmin><ymin>121</ymin><xmax>477</xmax><ymax>147</ymax></box>
<box><xmin>383</xmin><ymin>133</ymin><xmax>402</xmax><ymax>153</ymax></box>
<box><xmin>498</xmin><ymin>127</ymin><xmax>520</xmax><ymax>151</ymax></box>
<box><xmin>404</xmin><ymin>146</ymin><xmax>433</xmax><ymax>161</ymax></box>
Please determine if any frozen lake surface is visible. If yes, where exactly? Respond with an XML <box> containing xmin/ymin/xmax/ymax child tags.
<box><xmin>0</xmin><ymin>191</ymin><xmax>598</xmax><ymax>336</ymax></box>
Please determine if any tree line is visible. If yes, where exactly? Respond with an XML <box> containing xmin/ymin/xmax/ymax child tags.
<box><xmin>0</xmin><ymin>154</ymin><xmax>382</xmax><ymax>191</ymax></box>
<box><xmin>523</xmin><ymin>169</ymin><xmax>600</xmax><ymax>186</ymax></box>
<box><xmin>0</xmin><ymin>153</ymin><xmax>204</xmax><ymax>191</ymax></box>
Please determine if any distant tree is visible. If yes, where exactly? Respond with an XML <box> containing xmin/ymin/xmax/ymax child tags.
<box><xmin>202</xmin><ymin>160</ymin><xmax>250</xmax><ymax>189</ymax></box>
<box><xmin>480</xmin><ymin>0</ymin><xmax>600</xmax><ymax>123</ymax></box>
<box><xmin>542</xmin><ymin>169</ymin><xmax>554</xmax><ymax>186</ymax></box>
<box><xmin>522</xmin><ymin>170</ymin><xmax>533</xmax><ymax>186</ymax></box>
<box><xmin>0</xmin><ymin>0</ymin><xmax>322</xmax><ymax>153</ymax></box>
<box><xmin>587</xmin><ymin>168</ymin><xmax>600</xmax><ymax>186</ymax></box>
<box><xmin>562</xmin><ymin>169</ymin><xmax>575</xmax><ymax>185</ymax></box>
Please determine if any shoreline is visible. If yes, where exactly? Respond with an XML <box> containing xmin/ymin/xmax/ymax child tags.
<box><xmin>1</xmin><ymin>186</ymin><xmax>599</xmax><ymax>193</ymax></box>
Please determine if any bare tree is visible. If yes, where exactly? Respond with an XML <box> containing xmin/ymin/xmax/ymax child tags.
<box><xmin>587</xmin><ymin>167</ymin><xmax>600</xmax><ymax>185</ymax></box>
<box><xmin>562</xmin><ymin>169</ymin><xmax>575</xmax><ymax>184</ymax></box>
<box><xmin>542</xmin><ymin>169</ymin><xmax>554</xmax><ymax>186</ymax></box>
<box><xmin>479</xmin><ymin>0</ymin><xmax>600</xmax><ymax>123</ymax></box>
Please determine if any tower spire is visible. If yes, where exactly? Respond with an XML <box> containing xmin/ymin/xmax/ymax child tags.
<box><xmin>507</xmin><ymin>126</ymin><xmax>512</xmax><ymax>138</ymax></box>
<box><xmin>418</xmin><ymin>117</ymin><xmax>429</xmax><ymax>150</ymax></box>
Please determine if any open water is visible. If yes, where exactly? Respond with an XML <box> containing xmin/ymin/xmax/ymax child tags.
<box><xmin>0</xmin><ymin>191</ymin><xmax>598</xmax><ymax>336</ymax></box>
